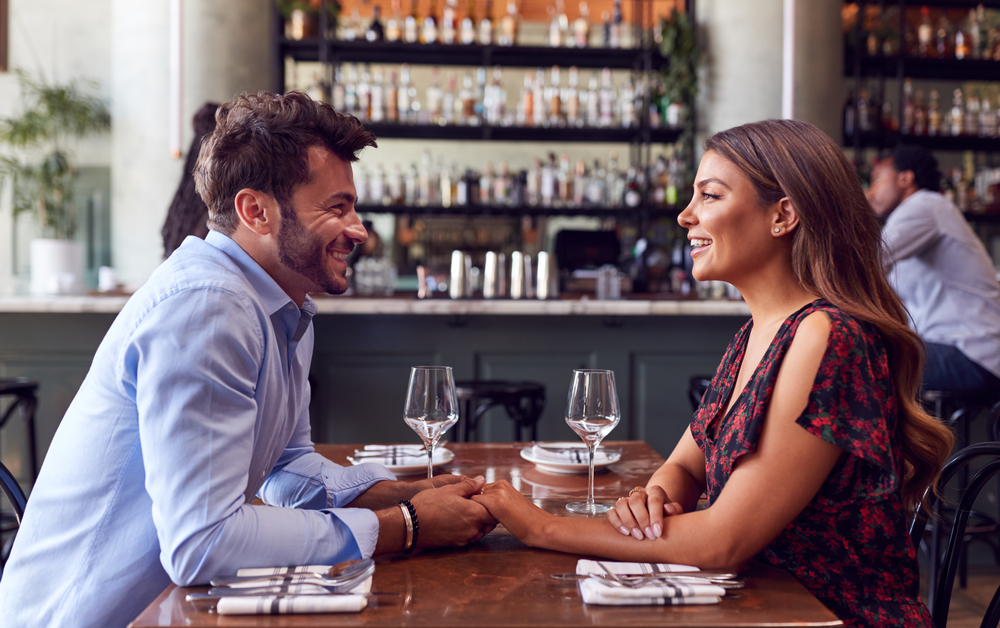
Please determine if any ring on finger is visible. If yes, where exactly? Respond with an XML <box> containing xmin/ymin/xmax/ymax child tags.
<box><xmin>628</xmin><ymin>486</ymin><xmax>644</xmax><ymax>497</ymax></box>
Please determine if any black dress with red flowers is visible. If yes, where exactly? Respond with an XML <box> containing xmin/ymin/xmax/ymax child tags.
<box><xmin>690</xmin><ymin>299</ymin><xmax>931</xmax><ymax>627</ymax></box>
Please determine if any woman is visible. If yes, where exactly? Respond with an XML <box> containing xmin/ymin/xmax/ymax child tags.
<box><xmin>472</xmin><ymin>119</ymin><xmax>954</xmax><ymax>626</ymax></box>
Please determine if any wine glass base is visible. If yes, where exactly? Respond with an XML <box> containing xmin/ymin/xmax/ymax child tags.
<box><xmin>566</xmin><ymin>501</ymin><xmax>613</xmax><ymax>515</ymax></box>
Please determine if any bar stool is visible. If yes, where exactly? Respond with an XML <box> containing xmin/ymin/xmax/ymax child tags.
<box><xmin>0</xmin><ymin>378</ymin><xmax>38</xmax><ymax>484</ymax></box>
<box><xmin>455</xmin><ymin>381</ymin><xmax>546</xmax><ymax>442</ymax></box>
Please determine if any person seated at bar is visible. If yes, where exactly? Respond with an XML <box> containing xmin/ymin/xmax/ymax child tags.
<box><xmin>473</xmin><ymin>119</ymin><xmax>954</xmax><ymax>627</ymax></box>
<box><xmin>0</xmin><ymin>91</ymin><xmax>496</xmax><ymax>628</ymax></box>
<box><xmin>867</xmin><ymin>144</ymin><xmax>1000</xmax><ymax>394</ymax></box>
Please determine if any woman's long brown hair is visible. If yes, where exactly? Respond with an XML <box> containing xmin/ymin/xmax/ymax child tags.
<box><xmin>704</xmin><ymin>119</ymin><xmax>953</xmax><ymax>513</ymax></box>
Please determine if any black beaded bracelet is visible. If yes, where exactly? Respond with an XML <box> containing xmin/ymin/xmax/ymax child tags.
<box><xmin>399</xmin><ymin>499</ymin><xmax>419</xmax><ymax>554</ymax></box>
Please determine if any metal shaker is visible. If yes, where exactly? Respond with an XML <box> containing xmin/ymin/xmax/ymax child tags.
<box><xmin>536</xmin><ymin>251</ymin><xmax>551</xmax><ymax>300</ymax></box>
<box><xmin>511</xmin><ymin>252</ymin><xmax>533</xmax><ymax>300</ymax></box>
<box><xmin>450</xmin><ymin>250</ymin><xmax>469</xmax><ymax>299</ymax></box>
<box><xmin>483</xmin><ymin>251</ymin><xmax>505</xmax><ymax>299</ymax></box>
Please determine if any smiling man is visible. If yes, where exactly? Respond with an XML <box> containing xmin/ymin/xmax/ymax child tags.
<box><xmin>0</xmin><ymin>91</ymin><xmax>496</xmax><ymax>628</ymax></box>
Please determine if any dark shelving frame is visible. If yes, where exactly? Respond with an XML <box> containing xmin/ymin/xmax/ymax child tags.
<box><xmin>355</xmin><ymin>203</ymin><xmax>681</xmax><ymax>218</ymax></box>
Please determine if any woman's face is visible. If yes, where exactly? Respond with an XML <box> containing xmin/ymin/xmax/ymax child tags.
<box><xmin>677</xmin><ymin>150</ymin><xmax>779</xmax><ymax>285</ymax></box>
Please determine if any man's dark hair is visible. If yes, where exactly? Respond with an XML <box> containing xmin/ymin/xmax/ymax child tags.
<box><xmin>194</xmin><ymin>91</ymin><xmax>377</xmax><ymax>234</ymax></box>
<box><xmin>890</xmin><ymin>144</ymin><xmax>941</xmax><ymax>192</ymax></box>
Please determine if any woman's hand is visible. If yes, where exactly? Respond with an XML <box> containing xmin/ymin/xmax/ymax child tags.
<box><xmin>472</xmin><ymin>480</ymin><xmax>552</xmax><ymax>546</ymax></box>
<box><xmin>607</xmin><ymin>485</ymin><xmax>683</xmax><ymax>540</ymax></box>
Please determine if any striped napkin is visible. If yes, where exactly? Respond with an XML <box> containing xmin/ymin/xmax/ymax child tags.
<box><xmin>576</xmin><ymin>560</ymin><xmax>723</xmax><ymax>606</ymax></box>
<box><xmin>530</xmin><ymin>443</ymin><xmax>617</xmax><ymax>464</ymax></box>
<box><xmin>216</xmin><ymin>576</ymin><xmax>371</xmax><ymax>615</ymax></box>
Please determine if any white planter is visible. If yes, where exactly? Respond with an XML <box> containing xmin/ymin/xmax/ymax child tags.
<box><xmin>30</xmin><ymin>239</ymin><xmax>86</xmax><ymax>295</ymax></box>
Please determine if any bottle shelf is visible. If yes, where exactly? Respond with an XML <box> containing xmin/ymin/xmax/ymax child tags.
<box><xmin>279</xmin><ymin>39</ymin><xmax>663</xmax><ymax>69</ymax></box>
<box><xmin>844</xmin><ymin>50</ymin><xmax>1000</xmax><ymax>81</ymax></box>
<box><xmin>844</xmin><ymin>131</ymin><xmax>1000</xmax><ymax>152</ymax></box>
<box><xmin>361</xmin><ymin>122</ymin><xmax>681</xmax><ymax>143</ymax></box>
<box><xmin>356</xmin><ymin>203</ymin><xmax>682</xmax><ymax>218</ymax></box>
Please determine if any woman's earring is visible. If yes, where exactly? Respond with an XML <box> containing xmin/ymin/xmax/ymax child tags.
<box><xmin>774</xmin><ymin>227</ymin><xmax>781</xmax><ymax>233</ymax></box>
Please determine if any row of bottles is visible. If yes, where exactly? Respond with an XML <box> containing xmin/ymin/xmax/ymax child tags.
<box><xmin>845</xmin><ymin>82</ymin><xmax>1000</xmax><ymax>139</ymax></box>
<box><xmin>355</xmin><ymin>147</ymin><xmax>685</xmax><ymax>209</ymax></box>
<box><xmin>338</xmin><ymin>0</ymin><xmax>638</xmax><ymax>48</ymax></box>
<box><xmin>327</xmin><ymin>63</ymin><xmax>684</xmax><ymax>129</ymax></box>
<box><xmin>942</xmin><ymin>160</ymin><xmax>1000</xmax><ymax>213</ymax></box>
<box><xmin>848</xmin><ymin>3</ymin><xmax>1000</xmax><ymax>61</ymax></box>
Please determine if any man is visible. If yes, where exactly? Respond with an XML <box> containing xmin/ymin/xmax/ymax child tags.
<box><xmin>0</xmin><ymin>91</ymin><xmax>496</xmax><ymax>628</ymax></box>
<box><xmin>867</xmin><ymin>144</ymin><xmax>1000</xmax><ymax>393</ymax></box>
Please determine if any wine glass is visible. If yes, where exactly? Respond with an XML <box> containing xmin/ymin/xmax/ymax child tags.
<box><xmin>564</xmin><ymin>369</ymin><xmax>620</xmax><ymax>515</ymax></box>
<box><xmin>403</xmin><ymin>366</ymin><xmax>459</xmax><ymax>479</ymax></box>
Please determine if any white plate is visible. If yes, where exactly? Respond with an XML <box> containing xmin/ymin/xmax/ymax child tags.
<box><xmin>348</xmin><ymin>447</ymin><xmax>455</xmax><ymax>476</ymax></box>
<box><xmin>519</xmin><ymin>442</ymin><xmax>622</xmax><ymax>475</ymax></box>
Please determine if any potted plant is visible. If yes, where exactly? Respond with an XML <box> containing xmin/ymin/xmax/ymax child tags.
<box><xmin>0</xmin><ymin>69</ymin><xmax>111</xmax><ymax>295</ymax></box>
<box><xmin>278</xmin><ymin>0</ymin><xmax>340</xmax><ymax>40</ymax></box>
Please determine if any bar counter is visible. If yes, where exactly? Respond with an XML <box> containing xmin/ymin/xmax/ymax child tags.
<box><xmin>0</xmin><ymin>294</ymin><xmax>750</xmax><ymax>477</ymax></box>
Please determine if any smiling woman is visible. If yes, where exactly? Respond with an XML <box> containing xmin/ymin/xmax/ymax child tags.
<box><xmin>472</xmin><ymin>119</ymin><xmax>955</xmax><ymax>628</ymax></box>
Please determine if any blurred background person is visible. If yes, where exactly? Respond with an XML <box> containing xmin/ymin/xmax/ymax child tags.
<box><xmin>161</xmin><ymin>102</ymin><xmax>219</xmax><ymax>258</ymax></box>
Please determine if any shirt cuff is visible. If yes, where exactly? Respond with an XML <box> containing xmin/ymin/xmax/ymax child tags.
<box><xmin>322</xmin><ymin>462</ymin><xmax>397</xmax><ymax>508</ymax></box>
<box><xmin>328</xmin><ymin>507</ymin><xmax>381</xmax><ymax>558</ymax></box>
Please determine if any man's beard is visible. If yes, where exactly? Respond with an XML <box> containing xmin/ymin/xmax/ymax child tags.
<box><xmin>277</xmin><ymin>204</ymin><xmax>351</xmax><ymax>295</ymax></box>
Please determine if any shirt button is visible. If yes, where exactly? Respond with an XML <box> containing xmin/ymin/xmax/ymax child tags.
<box><xmin>286</xmin><ymin>303</ymin><xmax>294</xmax><ymax>310</ymax></box>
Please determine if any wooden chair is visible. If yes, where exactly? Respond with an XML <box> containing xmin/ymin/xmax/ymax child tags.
<box><xmin>455</xmin><ymin>381</ymin><xmax>546</xmax><ymax>442</ymax></box>
<box><xmin>910</xmin><ymin>442</ymin><xmax>1000</xmax><ymax>628</ymax></box>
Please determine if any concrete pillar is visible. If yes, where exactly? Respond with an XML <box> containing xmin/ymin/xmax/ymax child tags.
<box><xmin>694</xmin><ymin>0</ymin><xmax>842</xmax><ymax>148</ymax></box>
<box><xmin>110</xmin><ymin>0</ymin><xmax>272</xmax><ymax>288</ymax></box>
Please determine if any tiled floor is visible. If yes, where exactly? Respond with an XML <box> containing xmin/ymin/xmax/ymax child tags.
<box><xmin>922</xmin><ymin>564</ymin><xmax>1000</xmax><ymax>627</ymax></box>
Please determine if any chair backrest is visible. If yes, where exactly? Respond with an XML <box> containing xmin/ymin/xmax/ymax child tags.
<box><xmin>0</xmin><ymin>461</ymin><xmax>27</xmax><ymax>525</ymax></box>
<box><xmin>688</xmin><ymin>376</ymin><xmax>712</xmax><ymax>413</ymax></box>
<box><xmin>910</xmin><ymin>442</ymin><xmax>1000</xmax><ymax>628</ymax></box>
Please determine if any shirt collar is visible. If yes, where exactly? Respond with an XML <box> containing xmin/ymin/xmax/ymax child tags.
<box><xmin>204</xmin><ymin>230</ymin><xmax>317</xmax><ymax>317</ymax></box>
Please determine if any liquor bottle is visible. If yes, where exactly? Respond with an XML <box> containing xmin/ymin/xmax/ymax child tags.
<box><xmin>404</xmin><ymin>0</ymin><xmax>419</xmax><ymax>43</ymax></box>
<box><xmin>486</xmin><ymin>66</ymin><xmax>505</xmax><ymax>125</ymax></box>
<box><xmin>540</xmin><ymin>155</ymin><xmax>556</xmax><ymax>206</ymax></box>
<box><xmin>573</xmin><ymin>159</ymin><xmax>588</xmax><ymax>206</ymax></box>
<box><xmin>601</xmin><ymin>10</ymin><xmax>612</xmax><ymax>47</ymax></box>
<box><xmin>366</xmin><ymin>4</ymin><xmax>385</xmax><ymax>41</ymax></box>
<box><xmin>473</xmin><ymin>67</ymin><xmax>487</xmax><ymax>123</ymax></box>
<box><xmin>480</xmin><ymin>162</ymin><xmax>494</xmax><ymax>204</ymax></box>
<box><xmin>981</xmin><ymin>96</ymin><xmax>996</xmax><ymax>137</ymax></box>
<box><xmin>650</xmin><ymin>153</ymin><xmax>667</xmax><ymax>206</ymax></box>
<box><xmin>606</xmin><ymin>151</ymin><xmax>623</xmax><ymax>207</ymax></box>
<box><xmin>974</xmin><ymin>6</ymin><xmax>987</xmax><ymax>59</ymax></box>
<box><xmin>598</xmin><ymin>67</ymin><xmax>615</xmax><ymax>127</ymax></box>
<box><xmin>460</xmin><ymin>72</ymin><xmax>476</xmax><ymax>124</ymax></box>
<box><xmin>417</xmin><ymin>150</ymin><xmax>432</xmax><ymax>206</ymax></box>
<box><xmin>344</xmin><ymin>6</ymin><xmax>362</xmax><ymax>41</ymax></box>
<box><xmin>918</xmin><ymin>6</ymin><xmax>933</xmax><ymax>58</ymax></box>
<box><xmin>548</xmin><ymin>4</ymin><xmax>561</xmax><ymax>47</ymax></box>
<box><xmin>386</xmin><ymin>0</ymin><xmax>403</xmax><ymax>41</ymax></box>
<box><xmin>442</xmin><ymin>0</ymin><xmax>458</xmax><ymax>44</ymax></box>
<box><xmin>398</xmin><ymin>63</ymin><xmax>413</xmax><ymax>122</ymax></box>
<box><xmin>369</xmin><ymin>66</ymin><xmax>385</xmax><ymax>122</ymax></box>
<box><xmin>857</xmin><ymin>87</ymin><xmax>871</xmax><ymax>133</ymax></box>
<box><xmin>355</xmin><ymin>165</ymin><xmax>369</xmax><ymax>204</ymax></box>
<box><xmin>573</xmin><ymin>1</ymin><xmax>590</xmax><ymax>48</ymax></box>
<box><xmin>667</xmin><ymin>148</ymin><xmax>681</xmax><ymax>206</ymax></box>
<box><xmin>532</xmin><ymin>68</ymin><xmax>547</xmax><ymax>128</ymax></box>
<box><xmin>913</xmin><ymin>88</ymin><xmax>927</xmax><ymax>135</ymax></box>
<box><xmin>479</xmin><ymin>0</ymin><xmax>494</xmax><ymax>44</ymax></box>
<box><xmin>950</xmin><ymin>88</ymin><xmax>964</xmax><ymax>135</ymax></box>
<box><xmin>442</xmin><ymin>71</ymin><xmax>457</xmax><ymax>124</ymax></box>
<box><xmin>927</xmin><ymin>89</ymin><xmax>942</xmax><ymax>135</ymax></box>
<box><xmin>386</xmin><ymin>71</ymin><xmax>399</xmax><ymax>122</ymax></box>
<box><xmin>901</xmin><ymin>78</ymin><xmax>914</xmax><ymax>134</ymax></box>
<box><xmin>609</xmin><ymin>0</ymin><xmax>622</xmax><ymax>48</ymax></box>
<box><xmin>370</xmin><ymin>164</ymin><xmax>387</xmax><ymax>206</ymax></box>
<box><xmin>548</xmin><ymin>0</ymin><xmax>568</xmax><ymax>47</ymax></box>
<box><xmin>881</xmin><ymin>97</ymin><xmax>895</xmax><ymax>133</ymax></box>
<box><xmin>460</xmin><ymin>0</ymin><xmax>476</xmax><ymax>44</ymax></box>
<box><xmin>565</xmin><ymin>66</ymin><xmax>581</xmax><ymax>127</ymax></box>
<box><xmin>619</xmin><ymin>74</ymin><xmax>637</xmax><ymax>128</ymax></box>
<box><xmin>955</xmin><ymin>16</ymin><xmax>970</xmax><ymax>59</ymax></box>
<box><xmin>440</xmin><ymin>163</ymin><xmax>452</xmax><ymax>207</ymax></box>
<box><xmin>332</xmin><ymin>65</ymin><xmax>347</xmax><ymax>112</ymax></box>
<box><xmin>623</xmin><ymin>167</ymin><xmax>641</xmax><ymax>208</ymax></box>
<box><xmin>558</xmin><ymin>154</ymin><xmax>572</xmax><ymax>205</ymax></box>
<box><xmin>935</xmin><ymin>15</ymin><xmax>951</xmax><ymax>58</ymax></box>
<box><xmin>520</xmin><ymin>72</ymin><xmax>534</xmax><ymax>126</ymax></box>
<box><xmin>586</xmin><ymin>71</ymin><xmax>600</xmax><ymax>126</ymax></box>
<box><xmin>965</xmin><ymin>94</ymin><xmax>980</xmax><ymax>136</ymax></box>
<box><xmin>344</xmin><ymin>64</ymin><xmax>359</xmax><ymax>117</ymax></box>
<box><xmin>843</xmin><ymin>91</ymin><xmax>855</xmax><ymax>136</ymax></box>
<box><xmin>405</xmin><ymin>162</ymin><xmax>418</xmax><ymax>204</ymax></box>
<box><xmin>548</xmin><ymin>66</ymin><xmax>562</xmax><ymax>126</ymax></box>
<box><xmin>357</xmin><ymin>65</ymin><xmax>372</xmax><ymax>121</ymax></box>
<box><xmin>426</xmin><ymin>68</ymin><xmax>444</xmax><ymax>123</ymax></box>
<box><xmin>389</xmin><ymin>163</ymin><xmax>404</xmax><ymax>205</ymax></box>
<box><xmin>498</xmin><ymin>0</ymin><xmax>519</xmax><ymax>46</ymax></box>
<box><xmin>422</xmin><ymin>0</ymin><xmax>439</xmax><ymax>43</ymax></box>
<box><xmin>495</xmin><ymin>162</ymin><xmax>512</xmax><ymax>205</ymax></box>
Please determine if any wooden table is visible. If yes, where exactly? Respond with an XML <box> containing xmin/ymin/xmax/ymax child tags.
<box><xmin>129</xmin><ymin>442</ymin><xmax>843</xmax><ymax>627</ymax></box>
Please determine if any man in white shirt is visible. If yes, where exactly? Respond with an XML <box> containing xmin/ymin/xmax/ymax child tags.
<box><xmin>867</xmin><ymin>145</ymin><xmax>1000</xmax><ymax>393</ymax></box>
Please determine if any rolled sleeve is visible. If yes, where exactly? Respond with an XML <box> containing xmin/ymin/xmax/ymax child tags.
<box><xmin>329</xmin><ymin>508</ymin><xmax>381</xmax><ymax>558</ymax></box>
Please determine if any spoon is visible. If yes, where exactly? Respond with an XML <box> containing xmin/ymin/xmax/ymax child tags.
<box><xmin>209</xmin><ymin>558</ymin><xmax>374</xmax><ymax>588</ymax></box>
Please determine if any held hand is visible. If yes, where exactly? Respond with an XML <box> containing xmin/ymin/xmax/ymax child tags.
<box><xmin>410</xmin><ymin>475</ymin><xmax>498</xmax><ymax>548</ymax></box>
<box><xmin>472</xmin><ymin>480</ymin><xmax>550</xmax><ymax>546</ymax></box>
<box><xmin>607</xmin><ymin>485</ymin><xmax>683</xmax><ymax>540</ymax></box>
<box><xmin>407</xmin><ymin>473</ymin><xmax>466</xmax><ymax>495</ymax></box>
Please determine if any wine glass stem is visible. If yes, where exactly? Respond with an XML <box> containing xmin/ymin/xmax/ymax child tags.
<box><xmin>427</xmin><ymin>442</ymin><xmax>435</xmax><ymax>479</ymax></box>
<box><xmin>586</xmin><ymin>442</ymin><xmax>597</xmax><ymax>510</ymax></box>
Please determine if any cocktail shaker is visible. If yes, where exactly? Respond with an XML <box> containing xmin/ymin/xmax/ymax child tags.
<box><xmin>511</xmin><ymin>252</ymin><xmax>533</xmax><ymax>300</ymax></box>
<box><xmin>483</xmin><ymin>251</ymin><xmax>506</xmax><ymax>299</ymax></box>
<box><xmin>450</xmin><ymin>250</ymin><xmax>471</xmax><ymax>299</ymax></box>
<box><xmin>536</xmin><ymin>251</ymin><xmax>551</xmax><ymax>300</ymax></box>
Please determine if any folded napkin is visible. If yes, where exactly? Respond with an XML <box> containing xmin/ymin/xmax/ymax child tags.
<box><xmin>529</xmin><ymin>444</ymin><xmax>618</xmax><ymax>464</ymax></box>
<box><xmin>579</xmin><ymin>578</ymin><xmax>724</xmax><ymax>606</ymax></box>
<box><xmin>351</xmin><ymin>444</ymin><xmax>449</xmax><ymax>466</ymax></box>
<box><xmin>216</xmin><ymin>577</ymin><xmax>371</xmax><ymax>615</ymax></box>
<box><xmin>576</xmin><ymin>559</ymin><xmax>699</xmax><ymax>576</ymax></box>
<box><xmin>235</xmin><ymin>565</ymin><xmax>331</xmax><ymax>578</ymax></box>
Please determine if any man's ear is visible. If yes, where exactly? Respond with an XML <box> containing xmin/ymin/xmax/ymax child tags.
<box><xmin>234</xmin><ymin>189</ymin><xmax>276</xmax><ymax>236</ymax></box>
<box><xmin>897</xmin><ymin>169</ymin><xmax>916</xmax><ymax>191</ymax></box>
<box><xmin>771</xmin><ymin>197</ymin><xmax>800</xmax><ymax>236</ymax></box>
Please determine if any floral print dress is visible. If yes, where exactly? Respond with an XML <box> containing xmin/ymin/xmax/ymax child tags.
<box><xmin>690</xmin><ymin>299</ymin><xmax>931</xmax><ymax>627</ymax></box>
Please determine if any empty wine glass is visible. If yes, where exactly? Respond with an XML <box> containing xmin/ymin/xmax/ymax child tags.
<box><xmin>564</xmin><ymin>369</ymin><xmax>620</xmax><ymax>515</ymax></box>
<box><xmin>403</xmin><ymin>366</ymin><xmax>459</xmax><ymax>479</ymax></box>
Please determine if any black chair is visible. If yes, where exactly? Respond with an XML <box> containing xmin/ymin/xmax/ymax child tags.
<box><xmin>0</xmin><ymin>377</ymin><xmax>39</xmax><ymax>483</ymax></box>
<box><xmin>688</xmin><ymin>375</ymin><xmax>712</xmax><ymax>412</ymax></box>
<box><xmin>455</xmin><ymin>381</ymin><xmax>546</xmax><ymax>442</ymax></box>
<box><xmin>1</xmin><ymin>459</ymin><xmax>28</xmax><ymax>570</ymax></box>
<box><xmin>910</xmin><ymin>442</ymin><xmax>1000</xmax><ymax>628</ymax></box>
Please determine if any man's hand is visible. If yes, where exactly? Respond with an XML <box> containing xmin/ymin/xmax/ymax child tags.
<box><xmin>410</xmin><ymin>475</ymin><xmax>497</xmax><ymax>548</ymax></box>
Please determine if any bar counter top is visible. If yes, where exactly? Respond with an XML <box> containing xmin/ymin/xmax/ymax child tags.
<box><xmin>0</xmin><ymin>294</ymin><xmax>751</xmax><ymax>316</ymax></box>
